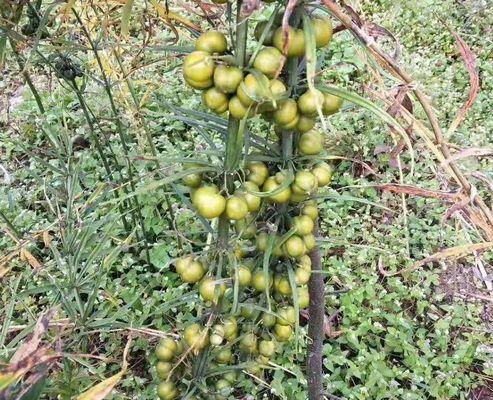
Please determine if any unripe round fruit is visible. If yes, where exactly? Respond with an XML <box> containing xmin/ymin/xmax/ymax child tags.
<box><xmin>282</xmin><ymin>114</ymin><xmax>300</xmax><ymax>130</ymax></box>
<box><xmin>216</xmin><ymin>379</ymin><xmax>233</xmax><ymax>397</ymax></box>
<box><xmin>195</xmin><ymin>31</ymin><xmax>227</xmax><ymax>54</ymax></box>
<box><xmin>192</xmin><ymin>186</ymin><xmax>226</xmax><ymax>219</ymax></box>
<box><xmin>275</xmin><ymin>170</ymin><xmax>288</xmax><ymax>184</ymax></box>
<box><xmin>237</xmin><ymin>264</ymin><xmax>252</xmax><ymax>286</ymax></box>
<box><xmin>290</xmin><ymin>191</ymin><xmax>308</xmax><ymax>203</ymax></box>
<box><xmin>242</xmin><ymin>181</ymin><xmax>262</xmax><ymax>211</ymax></box>
<box><xmin>184</xmin><ymin>323</ymin><xmax>209</xmax><ymax>350</ymax></box>
<box><xmin>183</xmin><ymin>51</ymin><xmax>215</xmax><ymax>83</ymax></box>
<box><xmin>298</xmin><ymin>285</ymin><xmax>310</xmax><ymax>308</ymax></box>
<box><xmin>273</xmin><ymin>26</ymin><xmax>305</xmax><ymax>57</ymax></box>
<box><xmin>252</xmin><ymin>269</ymin><xmax>273</xmax><ymax>292</ymax></box>
<box><xmin>214</xmin><ymin>64</ymin><xmax>243</xmax><ymax>93</ymax></box>
<box><xmin>240</xmin><ymin>333</ymin><xmax>258</xmax><ymax>353</ymax></box>
<box><xmin>296</xmin><ymin>115</ymin><xmax>316</xmax><ymax>133</ymax></box>
<box><xmin>262</xmin><ymin>176</ymin><xmax>292</xmax><ymax>204</ymax></box>
<box><xmin>246</xmin><ymin>363</ymin><xmax>262</xmax><ymax>376</ymax></box>
<box><xmin>184</xmin><ymin>75</ymin><xmax>213</xmax><ymax>90</ymax></box>
<box><xmin>292</xmin><ymin>170</ymin><xmax>318</xmax><ymax>194</ymax></box>
<box><xmin>256</xmin><ymin>232</ymin><xmax>269</xmax><ymax>252</ymax></box>
<box><xmin>215</xmin><ymin>346</ymin><xmax>233</xmax><ymax>364</ymax></box>
<box><xmin>180</xmin><ymin>260</ymin><xmax>206</xmax><ymax>283</ymax></box>
<box><xmin>283</xmin><ymin>235</ymin><xmax>306</xmax><ymax>258</ymax></box>
<box><xmin>157</xmin><ymin>381</ymin><xmax>178</xmax><ymax>400</ymax></box>
<box><xmin>269</xmin><ymin>78</ymin><xmax>287</xmax><ymax>99</ymax></box>
<box><xmin>274</xmin><ymin>274</ymin><xmax>292</xmax><ymax>296</ymax></box>
<box><xmin>260</xmin><ymin>78</ymin><xmax>288</xmax><ymax>112</ymax></box>
<box><xmin>210</xmin><ymin>333</ymin><xmax>223</xmax><ymax>346</ymax></box>
<box><xmin>297</xmin><ymin>89</ymin><xmax>324</xmax><ymax>117</ymax></box>
<box><xmin>254</xmin><ymin>20</ymin><xmax>275</xmax><ymax>45</ymax></box>
<box><xmin>229</xmin><ymin>96</ymin><xmax>254</xmax><ymax>119</ymax></box>
<box><xmin>223</xmin><ymin>370</ymin><xmax>238</xmax><ymax>383</ymax></box>
<box><xmin>302</xmin><ymin>204</ymin><xmax>319</xmax><ymax>220</ymax></box>
<box><xmin>259</xmin><ymin>340</ymin><xmax>276</xmax><ymax>357</ymax></box>
<box><xmin>312</xmin><ymin>161</ymin><xmax>333</xmax><ymax>187</ymax></box>
<box><xmin>273</xmin><ymin>98</ymin><xmax>298</xmax><ymax>127</ymax></box>
<box><xmin>262</xmin><ymin>312</ymin><xmax>277</xmax><ymax>328</ymax></box>
<box><xmin>175</xmin><ymin>340</ymin><xmax>184</xmax><ymax>355</ymax></box>
<box><xmin>182</xmin><ymin>164</ymin><xmax>202</xmax><ymax>188</ymax></box>
<box><xmin>202</xmin><ymin>87</ymin><xmax>229</xmax><ymax>114</ymax></box>
<box><xmin>210</xmin><ymin>324</ymin><xmax>225</xmax><ymax>344</ymax></box>
<box><xmin>223</xmin><ymin>317</ymin><xmax>238</xmax><ymax>340</ymax></box>
<box><xmin>225</xmin><ymin>195</ymin><xmax>249</xmax><ymax>220</ymax></box>
<box><xmin>156</xmin><ymin>338</ymin><xmax>176</xmax><ymax>362</ymax></box>
<box><xmin>298</xmin><ymin>254</ymin><xmax>312</xmax><ymax>269</ymax></box>
<box><xmin>237</xmin><ymin>73</ymin><xmax>270</xmax><ymax>106</ymax></box>
<box><xmin>247</xmin><ymin>161</ymin><xmax>269</xmax><ymax>186</ymax></box>
<box><xmin>156</xmin><ymin>361</ymin><xmax>173</xmax><ymax>379</ymax></box>
<box><xmin>253</xmin><ymin>46</ymin><xmax>283</xmax><ymax>79</ymax></box>
<box><xmin>303</xmin><ymin>233</ymin><xmax>316</xmax><ymax>251</ymax></box>
<box><xmin>312</xmin><ymin>18</ymin><xmax>333</xmax><ymax>48</ymax></box>
<box><xmin>292</xmin><ymin>215</ymin><xmax>315</xmax><ymax>235</ymax></box>
<box><xmin>274</xmin><ymin>323</ymin><xmax>293</xmax><ymax>342</ymax></box>
<box><xmin>199</xmin><ymin>277</ymin><xmax>226</xmax><ymax>302</ymax></box>
<box><xmin>298</xmin><ymin>130</ymin><xmax>324</xmax><ymax>155</ymax></box>
<box><xmin>175</xmin><ymin>256</ymin><xmax>192</xmax><ymax>274</ymax></box>
<box><xmin>322</xmin><ymin>93</ymin><xmax>343</xmax><ymax>115</ymax></box>
<box><xmin>241</xmin><ymin>302</ymin><xmax>259</xmax><ymax>319</ymax></box>
<box><xmin>234</xmin><ymin>242</ymin><xmax>247</xmax><ymax>259</ymax></box>
<box><xmin>277</xmin><ymin>306</ymin><xmax>296</xmax><ymax>326</ymax></box>
<box><xmin>295</xmin><ymin>266</ymin><xmax>311</xmax><ymax>285</ymax></box>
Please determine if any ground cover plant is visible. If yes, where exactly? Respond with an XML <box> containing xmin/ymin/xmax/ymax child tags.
<box><xmin>0</xmin><ymin>0</ymin><xmax>492</xmax><ymax>399</ymax></box>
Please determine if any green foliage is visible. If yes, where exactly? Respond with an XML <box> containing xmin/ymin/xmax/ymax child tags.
<box><xmin>0</xmin><ymin>0</ymin><xmax>491</xmax><ymax>399</ymax></box>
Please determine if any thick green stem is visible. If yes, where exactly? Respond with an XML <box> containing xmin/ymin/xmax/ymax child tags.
<box><xmin>219</xmin><ymin>0</ymin><xmax>248</xmax><ymax>246</ymax></box>
<box><xmin>9</xmin><ymin>39</ymin><xmax>45</xmax><ymax>114</ymax></box>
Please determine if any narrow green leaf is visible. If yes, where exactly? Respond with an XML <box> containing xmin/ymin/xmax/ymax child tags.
<box><xmin>121</xmin><ymin>0</ymin><xmax>134</xmax><ymax>38</ymax></box>
<box><xmin>318</xmin><ymin>85</ymin><xmax>415</xmax><ymax>175</ymax></box>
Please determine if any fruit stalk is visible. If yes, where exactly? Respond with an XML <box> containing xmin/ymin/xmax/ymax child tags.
<box><xmin>219</xmin><ymin>0</ymin><xmax>248</xmax><ymax>244</ymax></box>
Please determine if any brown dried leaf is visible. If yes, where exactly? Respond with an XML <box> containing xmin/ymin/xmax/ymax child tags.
<box><xmin>0</xmin><ymin>347</ymin><xmax>59</xmax><ymax>392</ymax></box>
<box><xmin>42</xmin><ymin>231</ymin><xmax>52</xmax><ymax>248</ymax></box>
<box><xmin>20</xmin><ymin>249</ymin><xmax>42</xmax><ymax>270</ymax></box>
<box><xmin>440</xmin><ymin>147</ymin><xmax>493</xmax><ymax>168</ymax></box>
<box><xmin>13</xmin><ymin>367</ymin><xmax>47</xmax><ymax>400</ymax></box>
<box><xmin>376</xmin><ymin>184</ymin><xmax>461</xmax><ymax>201</ymax></box>
<box><xmin>444</xmin><ymin>23</ymin><xmax>480</xmax><ymax>135</ymax></box>
<box><xmin>76</xmin><ymin>371</ymin><xmax>124</xmax><ymax>400</ymax></box>
<box><xmin>10</xmin><ymin>309</ymin><xmax>57</xmax><ymax>365</ymax></box>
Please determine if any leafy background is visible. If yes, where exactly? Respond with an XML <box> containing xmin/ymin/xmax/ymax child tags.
<box><xmin>0</xmin><ymin>0</ymin><xmax>492</xmax><ymax>399</ymax></box>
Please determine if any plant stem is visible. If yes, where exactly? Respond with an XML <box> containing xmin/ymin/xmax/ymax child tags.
<box><xmin>113</xmin><ymin>51</ymin><xmax>183</xmax><ymax>251</ymax></box>
<box><xmin>0</xmin><ymin>210</ymin><xmax>21</xmax><ymax>238</ymax></box>
<box><xmin>73</xmin><ymin>9</ymin><xmax>151</xmax><ymax>265</ymax></box>
<box><xmin>72</xmin><ymin>82</ymin><xmax>131</xmax><ymax>233</ymax></box>
<box><xmin>9</xmin><ymin>38</ymin><xmax>45</xmax><ymax>114</ymax></box>
<box><xmin>219</xmin><ymin>0</ymin><xmax>248</xmax><ymax>246</ymax></box>
<box><xmin>307</xmin><ymin>224</ymin><xmax>324</xmax><ymax>400</ymax></box>
<box><xmin>281</xmin><ymin>9</ymin><xmax>325</xmax><ymax>400</ymax></box>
